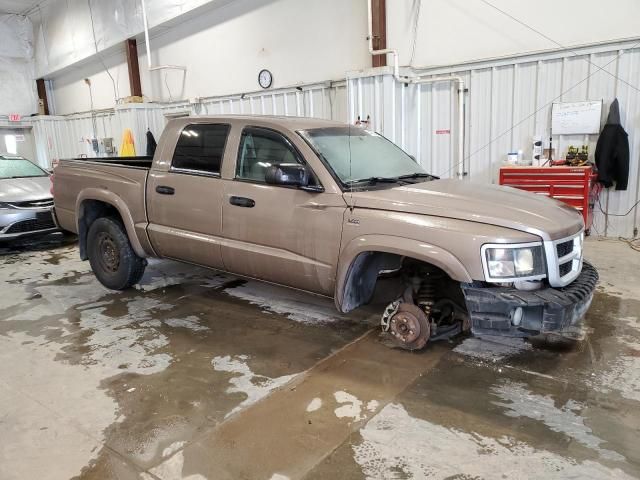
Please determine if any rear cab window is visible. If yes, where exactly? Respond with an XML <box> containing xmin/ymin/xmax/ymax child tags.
<box><xmin>171</xmin><ymin>124</ymin><xmax>230</xmax><ymax>175</ymax></box>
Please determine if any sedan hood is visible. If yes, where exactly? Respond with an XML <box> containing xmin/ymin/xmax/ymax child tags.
<box><xmin>347</xmin><ymin>179</ymin><xmax>583</xmax><ymax>240</ymax></box>
<box><xmin>0</xmin><ymin>176</ymin><xmax>52</xmax><ymax>203</ymax></box>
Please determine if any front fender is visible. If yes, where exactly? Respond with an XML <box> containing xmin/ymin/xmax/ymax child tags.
<box><xmin>334</xmin><ymin>234</ymin><xmax>473</xmax><ymax>313</ymax></box>
<box><xmin>76</xmin><ymin>188</ymin><xmax>147</xmax><ymax>258</ymax></box>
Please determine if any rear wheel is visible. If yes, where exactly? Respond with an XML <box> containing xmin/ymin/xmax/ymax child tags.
<box><xmin>87</xmin><ymin>217</ymin><xmax>146</xmax><ymax>290</ymax></box>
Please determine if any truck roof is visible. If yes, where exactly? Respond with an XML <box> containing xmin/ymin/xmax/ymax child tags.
<box><xmin>167</xmin><ymin>115</ymin><xmax>345</xmax><ymax>131</ymax></box>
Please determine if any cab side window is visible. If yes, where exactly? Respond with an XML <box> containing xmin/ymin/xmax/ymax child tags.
<box><xmin>236</xmin><ymin>127</ymin><xmax>303</xmax><ymax>182</ymax></box>
<box><xmin>172</xmin><ymin>124</ymin><xmax>230</xmax><ymax>174</ymax></box>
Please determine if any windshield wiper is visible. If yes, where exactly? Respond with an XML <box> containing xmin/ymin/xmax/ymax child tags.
<box><xmin>348</xmin><ymin>176</ymin><xmax>402</xmax><ymax>185</ymax></box>
<box><xmin>396</xmin><ymin>172</ymin><xmax>439</xmax><ymax>181</ymax></box>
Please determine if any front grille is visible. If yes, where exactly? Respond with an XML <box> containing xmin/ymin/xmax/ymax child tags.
<box><xmin>548</xmin><ymin>231</ymin><xmax>583</xmax><ymax>287</ymax></box>
<box><xmin>4</xmin><ymin>212</ymin><xmax>56</xmax><ymax>234</ymax></box>
<box><xmin>556</xmin><ymin>240</ymin><xmax>573</xmax><ymax>258</ymax></box>
<box><xmin>559</xmin><ymin>261</ymin><xmax>572</xmax><ymax>277</ymax></box>
<box><xmin>9</xmin><ymin>198</ymin><xmax>54</xmax><ymax>208</ymax></box>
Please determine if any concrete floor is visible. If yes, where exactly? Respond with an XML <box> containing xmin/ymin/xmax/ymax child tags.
<box><xmin>0</xmin><ymin>235</ymin><xmax>638</xmax><ymax>479</ymax></box>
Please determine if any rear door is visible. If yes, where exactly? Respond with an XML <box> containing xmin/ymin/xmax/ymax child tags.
<box><xmin>221</xmin><ymin>126</ymin><xmax>345</xmax><ymax>295</ymax></box>
<box><xmin>147</xmin><ymin>123</ymin><xmax>230</xmax><ymax>268</ymax></box>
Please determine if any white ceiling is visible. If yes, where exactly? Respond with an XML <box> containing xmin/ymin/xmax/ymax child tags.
<box><xmin>0</xmin><ymin>0</ymin><xmax>41</xmax><ymax>15</ymax></box>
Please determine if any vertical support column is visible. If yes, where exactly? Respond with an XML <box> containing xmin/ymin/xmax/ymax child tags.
<box><xmin>370</xmin><ymin>0</ymin><xmax>387</xmax><ymax>67</ymax></box>
<box><xmin>125</xmin><ymin>38</ymin><xmax>143</xmax><ymax>98</ymax></box>
<box><xmin>36</xmin><ymin>78</ymin><xmax>49</xmax><ymax>115</ymax></box>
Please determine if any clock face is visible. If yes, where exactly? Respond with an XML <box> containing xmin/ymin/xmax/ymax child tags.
<box><xmin>258</xmin><ymin>69</ymin><xmax>273</xmax><ymax>89</ymax></box>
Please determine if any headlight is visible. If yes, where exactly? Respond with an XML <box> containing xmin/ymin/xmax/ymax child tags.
<box><xmin>483</xmin><ymin>243</ymin><xmax>546</xmax><ymax>281</ymax></box>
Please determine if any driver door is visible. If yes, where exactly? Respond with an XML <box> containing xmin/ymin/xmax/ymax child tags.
<box><xmin>221</xmin><ymin>126</ymin><xmax>345</xmax><ymax>295</ymax></box>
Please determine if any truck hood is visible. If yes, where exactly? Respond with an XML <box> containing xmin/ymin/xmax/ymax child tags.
<box><xmin>0</xmin><ymin>176</ymin><xmax>52</xmax><ymax>203</ymax></box>
<box><xmin>347</xmin><ymin>179</ymin><xmax>583</xmax><ymax>240</ymax></box>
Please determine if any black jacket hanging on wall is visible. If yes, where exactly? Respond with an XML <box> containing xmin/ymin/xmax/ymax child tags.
<box><xmin>595</xmin><ymin>99</ymin><xmax>629</xmax><ymax>190</ymax></box>
<box><xmin>146</xmin><ymin>130</ymin><xmax>157</xmax><ymax>157</ymax></box>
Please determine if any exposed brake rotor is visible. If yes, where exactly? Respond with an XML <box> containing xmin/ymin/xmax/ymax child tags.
<box><xmin>385</xmin><ymin>303</ymin><xmax>430</xmax><ymax>350</ymax></box>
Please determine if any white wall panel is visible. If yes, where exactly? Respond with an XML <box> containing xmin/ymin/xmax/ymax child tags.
<box><xmin>0</xmin><ymin>15</ymin><xmax>37</xmax><ymax>116</ymax></box>
<box><xmin>29</xmin><ymin>111</ymin><xmax>118</xmax><ymax>167</ymax></box>
<box><xmin>41</xmin><ymin>0</ymin><xmax>368</xmax><ymax>114</ymax></box>
<box><xmin>28</xmin><ymin>81</ymin><xmax>345</xmax><ymax>166</ymax></box>
<box><xmin>30</xmin><ymin>0</ymin><xmax>229</xmax><ymax>77</ymax></box>
<box><xmin>387</xmin><ymin>0</ymin><xmax>640</xmax><ymax>68</ymax></box>
<box><xmin>31</xmin><ymin>41</ymin><xmax>640</xmax><ymax>238</ymax></box>
<box><xmin>347</xmin><ymin>41</ymin><xmax>640</xmax><ymax>238</ymax></box>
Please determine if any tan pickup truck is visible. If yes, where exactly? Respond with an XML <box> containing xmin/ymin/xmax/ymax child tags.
<box><xmin>53</xmin><ymin>116</ymin><xmax>598</xmax><ymax>349</ymax></box>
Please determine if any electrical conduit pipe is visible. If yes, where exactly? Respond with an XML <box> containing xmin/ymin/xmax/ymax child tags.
<box><xmin>366</xmin><ymin>0</ymin><xmax>466</xmax><ymax>179</ymax></box>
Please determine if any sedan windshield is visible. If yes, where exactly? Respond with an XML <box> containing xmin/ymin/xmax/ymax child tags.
<box><xmin>0</xmin><ymin>157</ymin><xmax>47</xmax><ymax>179</ymax></box>
<box><xmin>299</xmin><ymin>127</ymin><xmax>434</xmax><ymax>186</ymax></box>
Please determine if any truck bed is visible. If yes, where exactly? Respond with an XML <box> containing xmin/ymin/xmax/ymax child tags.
<box><xmin>53</xmin><ymin>156</ymin><xmax>151</xmax><ymax>238</ymax></box>
<box><xmin>68</xmin><ymin>156</ymin><xmax>153</xmax><ymax>168</ymax></box>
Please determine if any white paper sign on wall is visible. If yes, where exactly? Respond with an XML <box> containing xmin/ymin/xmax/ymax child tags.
<box><xmin>551</xmin><ymin>101</ymin><xmax>603</xmax><ymax>135</ymax></box>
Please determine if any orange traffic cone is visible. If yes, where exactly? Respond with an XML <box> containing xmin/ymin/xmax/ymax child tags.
<box><xmin>119</xmin><ymin>129</ymin><xmax>136</xmax><ymax>157</ymax></box>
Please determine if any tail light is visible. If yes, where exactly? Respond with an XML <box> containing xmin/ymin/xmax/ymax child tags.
<box><xmin>50</xmin><ymin>172</ymin><xmax>55</xmax><ymax>196</ymax></box>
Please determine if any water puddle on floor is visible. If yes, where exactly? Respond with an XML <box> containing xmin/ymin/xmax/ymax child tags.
<box><xmin>1</xmin><ymin>243</ymin><xmax>371</xmax><ymax>479</ymax></box>
<box><xmin>352</xmin><ymin>403</ymin><xmax>635</xmax><ymax>480</ymax></box>
<box><xmin>211</xmin><ymin>354</ymin><xmax>299</xmax><ymax>418</ymax></box>
<box><xmin>342</xmin><ymin>290</ymin><xmax>640</xmax><ymax>479</ymax></box>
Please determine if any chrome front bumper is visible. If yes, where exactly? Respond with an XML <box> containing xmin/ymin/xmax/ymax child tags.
<box><xmin>0</xmin><ymin>207</ymin><xmax>59</xmax><ymax>241</ymax></box>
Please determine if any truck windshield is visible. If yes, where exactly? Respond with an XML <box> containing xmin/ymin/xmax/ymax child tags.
<box><xmin>298</xmin><ymin>127</ymin><xmax>434</xmax><ymax>186</ymax></box>
<box><xmin>0</xmin><ymin>157</ymin><xmax>47</xmax><ymax>179</ymax></box>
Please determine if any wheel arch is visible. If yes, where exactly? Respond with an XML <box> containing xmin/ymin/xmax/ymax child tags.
<box><xmin>76</xmin><ymin>189</ymin><xmax>147</xmax><ymax>260</ymax></box>
<box><xmin>335</xmin><ymin>235</ymin><xmax>473</xmax><ymax>313</ymax></box>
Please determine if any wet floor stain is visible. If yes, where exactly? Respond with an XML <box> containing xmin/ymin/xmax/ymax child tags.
<box><xmin>351</xmin><ymin>403</ymin><xmax>635</xmax><ymax>480</ymax></box>
<box><xmin>2</xmin><ymin>237</ymin><xmax>639</xmax><ymax>479</ymax></box>
<box><xmin>308</xmin><ymin>288</ymin><xmax>640</xmax><ymax>479</ymax></box>
<box><xmin>491</xmin><ymin>380</ymin><xmax>624</xmax><ymax>461</ymax></box>
<box><xmin>0</xmin><ymin>241</ymin><xmax>374</xmax><ymax>479</ymax></box>
<box><xmin>211</xmin><ymin>354</ymin><xmax>299</xmax><ymax>418</ymax></box>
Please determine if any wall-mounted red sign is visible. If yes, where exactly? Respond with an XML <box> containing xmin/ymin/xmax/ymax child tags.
<box><xmin>435</xmin><ymin>129</ymin><xmax>450</xmax><ymax>135</ymax></box>
<box><xmin>8</xmin><ymin>113</ymin><xmax>21</xmax><ymax>122</ymax></box>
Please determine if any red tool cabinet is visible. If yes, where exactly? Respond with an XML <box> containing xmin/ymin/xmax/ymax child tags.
<box><xmin>499</xmin><ymin>166</ymin><xmax>597</xmax><ymax>233</ymax></box>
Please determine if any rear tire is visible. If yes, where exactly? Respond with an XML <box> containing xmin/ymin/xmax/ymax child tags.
<box><xmin>87</xmin><ymin>217</ymin><xmax>146</xmax><ymax>290</ymax></box>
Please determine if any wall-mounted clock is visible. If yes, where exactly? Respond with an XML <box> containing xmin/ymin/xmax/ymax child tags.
<box><xmin>258</xmin><ymin>69</ymin><xmax>273</xmax><ymax>89</ymax></box>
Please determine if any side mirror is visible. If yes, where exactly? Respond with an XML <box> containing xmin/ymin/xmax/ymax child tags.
<box><xmin>265</xmin><ymin>163</ymin><xmax>310</xmax><ymax>187</ymax></box>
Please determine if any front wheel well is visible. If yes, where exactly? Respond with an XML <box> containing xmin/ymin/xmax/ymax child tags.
<box><xmin>78</xmin><ymin>200</ymin><xmax>121</xmax><ymax>260</ymax></box>
<box><xmin>340</xmin><ymin>252</ymin><xmax>459</xmax><ymax>313</ymax></box>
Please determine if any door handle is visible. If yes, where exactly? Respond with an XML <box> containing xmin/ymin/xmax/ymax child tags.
<box><xmin>229</xmin><ymin>196</ymin><xmax>255</xmax><ymax>208</ymax></box>
<box><xmin>156</xmin><ymin>185</ymin><xmax>175</xmax><ymax>195</ymax></box>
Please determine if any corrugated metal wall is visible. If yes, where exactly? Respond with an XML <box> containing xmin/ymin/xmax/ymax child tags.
<box><xmin>28</xmin><ymin>40</ymin><xmax>639</xmax><ymax>237</ymax></box>
<box><xmin>30</xmin><ymin>111</ymin><xmax>119</xmax><ymax>165</ymax></box>
<box><xmin>28</xmin><ymin>81</ymin><xmax>346</xmax><ymax>166</ymax></box>
<box><xmin>347</xmin><ymin>40</ymin><xmax>640</xmax><ymax>238</ymax></box>
<box><xmin>196</xmin><ymin>82</ymin><xmax>347</xmax><ymax>121</ymax></box>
